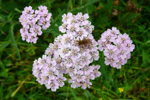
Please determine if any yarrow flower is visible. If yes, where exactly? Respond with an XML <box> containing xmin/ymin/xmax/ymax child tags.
<box><xmin>19</xmin><ymin>6</ymin><xmax>52</xmax><ymax>43</ymax></box>
<box><xmin>32</xmin><ymin>12</ymin><xmax>101</xmax><ymax>91</ymax></box>
<box><xmin>59</xmin><ymin>12</ymin><xmax>94</xmax><ymax>36</ymax></box>
<box><xmin>98</xmin><ymin>27</ymin><xmax>135</xmax><ymax>69</ymax></box>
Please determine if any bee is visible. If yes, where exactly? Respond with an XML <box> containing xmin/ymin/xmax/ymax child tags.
<box><xmin>76</xmin><ymin>38</ymin><xmax>92</xmax><ymax>49</ymax></box>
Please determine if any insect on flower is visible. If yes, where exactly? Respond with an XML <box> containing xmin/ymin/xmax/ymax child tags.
<box><xmin>77</xmin><ymin>38</ymin><xmax>92</xmax><ymax>49</ymax></box>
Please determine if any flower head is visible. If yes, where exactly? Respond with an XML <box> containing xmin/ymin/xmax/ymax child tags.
<box><xmin>98</xmin><ymin>27</ymin><xmax>135</xmax><ymax>69</ymax></box>
<box><xmin>33</xmin><ymin>12</ymin><xmax>101</xmax><ymax>91</ymax></box>
<box><xmin>19</xmin><ymin>5</ymin><xmax>52</xmax><ymax>43</ymax></box>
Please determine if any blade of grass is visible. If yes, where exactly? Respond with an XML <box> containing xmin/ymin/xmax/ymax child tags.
<box><xmin>53</xmin><ymin>9</ymin><xmax>65</xmax><ymax>23</ymax></box>
<box><xmin>0</xmin><ymin>41</ymin><xmax>10</xmax><ymax>50</ymax></box>
<box><xmin>67</xmin><ymin>0</ymin><xmax>73</xmax><ymax>10</ymax></box>
<box><xmin>0</xmin><ymin>83</ymin><xmax>3</xmax><ymax>100</ymax></box>
<box><xmin>0</xmin><ymin>41</ymin><xmax>10</xmax><ymax>59</ymax></box>
<box><xmin>11</xmin><ymin>80</ymin><xmax>25</xmax><ymax>97</ymax></box>
<box><xmin>9</xmin><ymin>23</ymin><xmax>21</xmax><ymax>59</ymax></box>
<box><xmin>70</xmin><ymin>0</ymin><xmax>100</xmax><ymax>12</ymax></box>
<box><xmin>70</xmin><ymin>88</ymin><xmax>77</xmax><ymax>100</ymax></box>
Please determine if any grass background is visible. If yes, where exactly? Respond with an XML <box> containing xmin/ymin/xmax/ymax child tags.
<box><xmin>0</xmin><ymin>0</ymin><xmax>150</xmax><ymax>100</ymax></box>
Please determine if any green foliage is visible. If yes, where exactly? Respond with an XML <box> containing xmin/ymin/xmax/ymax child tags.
<box><xmin>0</xmin><ymin>0</ymin><xmax>150</xmax><ymax>99</ymax></box>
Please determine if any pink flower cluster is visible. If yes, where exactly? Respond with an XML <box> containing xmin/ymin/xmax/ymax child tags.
<box><xmin>98</xmin><ymin>27</ymin><xmax>135</xmax><ymax>69</ymax></box>
<box><xmin>32</xmin><ymin>12</ymin><xmax>101</xmax><ymax>91</ymax></box>
<box><xmin>59</xmin><ymin>12</ymin><xmax>94</xmax><ymax>39</ymax></box>
<box><xmin>19</xmin><ymin>6</ymin><xmax>52</xmax><ymax>43</ymax></box>
<box><xmin>33</xmin><ymin>55</ymin><xmax>66</xmax><ymax>91</ymax></box>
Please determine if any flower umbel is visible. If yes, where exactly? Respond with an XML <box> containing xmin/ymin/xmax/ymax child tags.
<box><xmin>98</xmin><ymin>27</ymin><xmax>135</xmax><ymax>69</ymax></box>
<box><xmin>32</xmin><ymin>12</ymin><xmax>101</xmax><ymax>91</ymax></box>
<box><xmin>19</xmin><ymin>6</ymin><xmax>52</xmax><ymax>43</ymax></box>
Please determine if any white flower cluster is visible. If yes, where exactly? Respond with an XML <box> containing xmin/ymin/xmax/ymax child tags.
<box><xmin>32</xmin><ymin>12</ymin><xmax>101</xmax><ymax>91</ymax></box>
<box><xmin>98</xmin><ymin>27</ymin><xmax>135</xmax><ymax>69</ymax></box>
<box><xmin>19</xmin><ymin>6</ymin><xmax>52</xmax><ymax>43</ymax></box>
